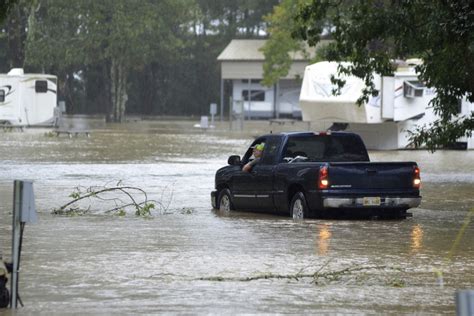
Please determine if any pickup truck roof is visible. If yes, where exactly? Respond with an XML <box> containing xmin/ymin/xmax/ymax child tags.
<box><xmin>247</xmin><ymin>131</ymin><xmax>370</xmax><ymax>164</ymax></box>
<box><xmin>261</xmin><ymin>131</ymin><xmax>353</xmax><ymax>138</ymax></box>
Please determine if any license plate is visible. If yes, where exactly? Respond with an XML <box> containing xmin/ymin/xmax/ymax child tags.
<box><xmin>363</xmin><ymin>197</ymin><xmax>381</xmax><ymax>206</ymax></box>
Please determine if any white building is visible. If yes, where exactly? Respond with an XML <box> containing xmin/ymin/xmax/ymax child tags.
<box><xmin>0</xmin><ymin>68</ymin><xmax>58</xmax><ymax>126</ymax></box>
<box><xmin>217</xmin><ymin>39</ymin><xmax>329</xmax><ymax>119</ymax></box>
<box><xmin>299</xmin><ymin>61</ymin><xmax>474</xmax><ymax>149</ymax></box>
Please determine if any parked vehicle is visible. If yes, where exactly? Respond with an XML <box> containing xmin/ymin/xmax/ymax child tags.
<box><xmin>211</xmin><ymin>132</ymin><xmax>422</xmax><ymax>218</ymax></box>
<box><xmin>0</xmin><ymin>68</ymin><xmax>57</xmax><ymax>126</ymax></box>
<box><xmin>299</xmin><ymin>61</ymin><xmax>474</xmax><ymax>149</ymax></box>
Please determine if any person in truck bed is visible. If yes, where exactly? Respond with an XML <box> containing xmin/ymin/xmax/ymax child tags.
<box><xmin>242</xmin><ymin>143</ymin><xmax>264</xmax><ymax>172</ymax></box>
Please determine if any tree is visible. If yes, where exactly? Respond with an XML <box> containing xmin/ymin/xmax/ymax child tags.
<box><xmin>0</xmin><ymin>0</ymin><xmax>24</xmax><ymax>71</ymax></box>
<box><xmin>0</xmin><ymin>0</ymin><xmax>18</xmax><ymax>24</ymax></box>
<box><xmin>2</xmin><ymin>0</ymin><xmax>278</xmax><ymax>119</ymax></box>
<box><xmin>22</xmin><ymin>0</ymin><xmax>88</xmax><ymax>111</ymax></box>
<box><xmin>293</xmin><ymin>0</ymin><xmax>474</xmax><ymax>150</ymax></box>
<box><xmin>127</xmin><ymin>0</ymin><xmax>279</xmax><ymax>117</ymax></box>
<box><xmin>24</xmin><ymin>0</ymin><xmax>191</xmax><ymax>122</ymax></box>
<box><xmin>263</xmin><ymin>0</ymin><xmax>474</xmax><ymax>150</ymax></box>
<box><xmin>260</xmin><ymin>0</ymin><xmax>304</xmax><ymax>87</ymax></box>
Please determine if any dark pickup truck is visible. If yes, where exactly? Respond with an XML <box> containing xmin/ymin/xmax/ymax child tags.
<box><xmin>211</xmin><ymin>132</ymin><xmax>421</xmax><ymax>218</ymax></box>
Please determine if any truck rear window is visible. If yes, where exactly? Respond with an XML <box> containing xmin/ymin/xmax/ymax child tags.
<box><xmin>283</xmin><ymin>135</ymin><xmax>369</xmax><ymax>162</ymax></box>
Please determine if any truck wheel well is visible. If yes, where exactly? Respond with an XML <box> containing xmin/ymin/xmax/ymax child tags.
<box><xmin>287</xmin><ymin>184</ymin><xmax>305</xmax><ymax>206</ymax></box>
<box><xmin>216</xmin><ymin>184</ymin><xmax>229</xmax><ymax>193</ymax></box>
<box><xmin>216</xmin><ymin>185</ymin><xmax>232</xmax><ymax>210</ymax></box>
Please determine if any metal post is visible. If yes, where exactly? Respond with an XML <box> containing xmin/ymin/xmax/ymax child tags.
<box><xmin>239</xmin><ymin>101</ymin><xmax>243</xmax><ymax>131</ymax></box>
<box><xmin>247</xmin><ymin>78</ymin><xmax>251</xmax><ymax>120</ymax></box>
<box><xmin>210</xmin><ymin>103</ymin><xmax>217</xmax><ymax>128</ymax></box>
<box><xmin>456</xmin><ymin>290</ymin><xmax>474</xmax><ymax>316</ymax></box>
<box><xmin>220</xmin><ymin>79</ymin><xmax>224</xmax><ymax>122</ymax></box>
<box><xmin>229</xmin><ymin>96</ymin><xmax>233</xmax><ymax>131</ymax></box>
<box><xmin>275</xmin><ymin>80</ymin><xmax>280</xmax><ymax>119</ymax></box>
<box><xmin>10</xmin><ymin>180</ymin><xmax>37</xmax><ymax>309</ymax></box>
<box><xmin>273</xmin><ymin>83</ymin><xmax>277</xmax><ymax>118</ymax></box>
<box><xmin>11</xmin><ymin>181</ymin><xmax>22</xmax><ymax>308</ymax></box>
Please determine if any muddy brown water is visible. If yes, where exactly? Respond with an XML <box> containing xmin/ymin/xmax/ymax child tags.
<box><xmin>0</xmin><ymin>121</ymin><xmax>473</xmax><ymax>314</ymax></box>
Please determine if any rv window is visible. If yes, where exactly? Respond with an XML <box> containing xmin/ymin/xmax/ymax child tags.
<box><xmin>403</xmin><ymin>81</ymin><xmax>424</xmax><ymax>98</ymax></box>
<box><xmin>0</xmin><ymin>90</ymin><xmax>4</xmax><ymax>102</ymax></box>
<box><xmin>240</xmin><ymin>79</ymin><xmax>261</xmax><ymax>84</ymax></box>
<box><xmin>35</xmin><ymin>80</ymin><xmax>48</xmax><ymax>93</ymax></box>
<box><xmin>242</xmin><ymin>90</ymin><xmax>265</xmax><ymax>101</ymax></box>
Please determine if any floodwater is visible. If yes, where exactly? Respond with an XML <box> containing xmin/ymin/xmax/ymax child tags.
<box><xmin>0</xmin><ymin>121</ymin><xmax>473</xmax><ymax>314</ymax></box>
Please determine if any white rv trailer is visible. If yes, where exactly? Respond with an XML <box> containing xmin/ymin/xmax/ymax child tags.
<box><xmin>232</xmin><ymin>79</ymin><xmax>302</xmax><ymax>119</ymax></box>
<box><xmin>299</xmin><ymin>61</ymin><xmax>474</xmax><ymax>149</ymax></box>
<box><xmin>0</xmin><ymin>68</ymin><xmax>58</xmax><ymax>126</ymax></box>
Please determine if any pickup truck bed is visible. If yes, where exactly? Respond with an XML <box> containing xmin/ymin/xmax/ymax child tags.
<box><xmin>211</xmin><ymin>132</ymin><xmax>421</xmax><ymax>219</ymax></box>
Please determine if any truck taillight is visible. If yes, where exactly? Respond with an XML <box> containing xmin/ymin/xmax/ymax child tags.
<box><xmin>413</xmin><ymin>166</ymin><xmax>421</xmax><ymax>189</ymax></box>
<box><xmin>318</xmin><ymin>165</ymin><xmax>329</xmax><ymax>189</ymax></box>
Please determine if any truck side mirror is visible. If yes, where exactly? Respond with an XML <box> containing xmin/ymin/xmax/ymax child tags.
<box><xmin>228</xmin><ymin>155</ymin><xmax>241</xmax><ymax>165</ymax></box>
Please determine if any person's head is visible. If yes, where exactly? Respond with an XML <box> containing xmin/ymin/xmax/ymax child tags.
<box><xmin>253</xmin><ymin>143</ymin><xmax>264</xmax><ymax>158</ymax></box>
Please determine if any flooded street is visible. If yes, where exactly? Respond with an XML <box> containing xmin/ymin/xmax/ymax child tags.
<box><xmin>0</xmin><ymin>121</ymin><xmax>473</xmax><ymax>314</ymax></box>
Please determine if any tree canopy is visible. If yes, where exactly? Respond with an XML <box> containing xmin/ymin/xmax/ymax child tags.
<box><xmin>260</xmin><ymin>0</ymin><xmax>304</xmax><ymax>87</ymax></box>
<box><xmin>1</xmin><ymin>0</ymin><xmax>278</xmax><ymax>121</ymax></box>
<box><xmin>264</xmin><ymin>0</ymin><xmax>474</xmax><ymax>150</ymax></box>
<box><xmin>0</xmin><ymin>0</ymin><xmax>17</xmax><ymax>23</ymax></box>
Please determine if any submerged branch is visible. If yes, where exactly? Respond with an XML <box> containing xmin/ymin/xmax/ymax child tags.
<box><xmin>198</xmin><ymin>264</ymin><xmax>399</xmax><ymax>284</ymax></box>
<box><xmin>52</xmin><ymin>182</ymin><xmax>166</xmax><ymax>217</ymax></box>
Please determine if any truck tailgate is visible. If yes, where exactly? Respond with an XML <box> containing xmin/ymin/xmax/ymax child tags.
<box><xmin>328</xmin><ymin>162</ymin><xmax>416</xmax><ymax>190</ymax></box>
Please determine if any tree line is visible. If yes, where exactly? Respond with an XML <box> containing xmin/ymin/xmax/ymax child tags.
<box><xmin>2</xmin><ymin>0</ymin><xmax>472</xmax><ymax>148</ymax></box>
<box><xmin>0</xmin><ymin>0</ymin><xmax>279</xmax><ymax>122</ymax></box>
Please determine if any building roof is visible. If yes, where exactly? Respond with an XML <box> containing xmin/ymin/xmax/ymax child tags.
<box><xmin>217</xmin><ymin>39</ymin><xmax>330</xmax><ymax>61</ymax></box>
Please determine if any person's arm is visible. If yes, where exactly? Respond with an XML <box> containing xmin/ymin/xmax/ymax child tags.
<box><xmin>242</xmin><ymin>158</ymin><xmax>259</xmax><ymax>172</ymax></box>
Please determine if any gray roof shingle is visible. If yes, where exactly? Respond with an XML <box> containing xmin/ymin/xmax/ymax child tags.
<box><xmin>217</xmin><ymin>39</ymin><xmax>330</xmax><ymax>61</ymax></box>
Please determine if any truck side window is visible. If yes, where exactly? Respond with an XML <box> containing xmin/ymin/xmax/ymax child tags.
<box><xmin>242</xmin><ymin>138</ymin><xmax>266</xmax><ymax>164</ymax></box>
<box><xmin>35</xmin><ymin>80</ymin><xmax>48</xmax><ymax>93</ymax></box>
<box><xmin>0</xmin><ymin>90</ymin><xmax>4</xmax><ymax>102</ymax></box>
<box><xmin>261</xmin><ymin>137</ymin><xmax>282</xmax><ymax>165</ymax></box>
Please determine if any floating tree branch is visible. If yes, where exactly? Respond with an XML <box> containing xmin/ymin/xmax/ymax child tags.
<box><xmin>52</xmin><ymin>182</ymin><xmax>167</xmax><ymax>217</ymax></box>
<box><xmin>197</xmin><ymin>264</ymin><xmax>404</xmax><ymax>285</ymax></box>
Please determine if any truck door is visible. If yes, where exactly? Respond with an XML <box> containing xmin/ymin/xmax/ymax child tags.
<box><xmin>232</xmin><ymin>136</ymin><xmax>282</xmax><ymax>211</ymax></box>
<box><xmin>231</xmin><ymin>138</ymin><xmax>266</xmax><ymax>210</ymax></box>
<box><xmin>231</xmin><ymin>171</ymin><xmax>257</xmax><ymax>210</ymax></box>
<box><xmin>252</xmin><ymin>136</ymin><xmax>282</xmax><ymax>210</ymax></box>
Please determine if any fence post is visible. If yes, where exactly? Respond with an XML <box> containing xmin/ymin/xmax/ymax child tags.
<box><xmin>456</xmin><ymin>290</ymin><xmax>474</xmax><ymax>316</ymax></box>
<box><xmin>10</xmin><ymin>180</ymin><xmax>37</xmax><ymax>309</ymax></box>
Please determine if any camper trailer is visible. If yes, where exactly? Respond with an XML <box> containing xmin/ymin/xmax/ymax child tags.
<box><xmin>231</xmin><ymin>79</ymin><xmax>302</xmax><ymax>119</ymax></box>
<box><xmin>299</xmin><ymin>61</ymin><xmax>474</xmax><ymax>149</ymax></box>
<box><xmin>0</xmin><ymin>68</ymin><xmax>58</xmax><ymax>127</ymax></box>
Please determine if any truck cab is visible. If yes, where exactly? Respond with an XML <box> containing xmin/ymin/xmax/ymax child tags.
<box><xmin>212</xmin><ymin>132</ymin><xmax>421</xmax><ymax>219</ymax></box>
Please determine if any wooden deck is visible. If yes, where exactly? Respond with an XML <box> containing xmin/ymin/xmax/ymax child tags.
<box><xmin>268</xmin><ymin>119</ymin><xmax>311</xmax><ymax>130</ymax></box>
<box><xmin>268</xmin><ymin>119</ymin><xmax>297</xmax><ymax>125</ymax></box>
<box><xmin>54</xmin><ymin>129</ymin><xmax>91</xmax><ymax>138</ymax></box>
<box><xmin>1</xmin><ymin>123</ymin><xmax>25</xmax><ymax>132</ymax></box>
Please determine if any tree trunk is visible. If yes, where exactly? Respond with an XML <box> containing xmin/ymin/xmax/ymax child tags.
<box><xmin>110</xmin><ymin>58</ymin><xmax>128</xmax><ymax>122</ymax></box>
<box><xmin>23</xmin><ymin>0</ymin><xmax>40</xmax><ymax>68</ymax></box>
<box><xmin>7</xmin><ymin>3</ymin><xmax>25</xmax><ymax>68</ymax></box>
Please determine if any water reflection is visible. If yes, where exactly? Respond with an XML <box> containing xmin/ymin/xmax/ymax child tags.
<box><xmin>411</xmin><ymin>224</ymin><xmax>424</xmax><ymax>253</ymax></box>
<box><xmin>0</xmin><ymin>121</ymin><xmax>472</xmax><ymax>314</ymax></box>
<box><xmin>317</xmin><ymin>224</ymin><xmax>332</xmax><ymax>256</ymax></box>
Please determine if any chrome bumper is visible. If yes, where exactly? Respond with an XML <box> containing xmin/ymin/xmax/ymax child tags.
<box><xmin>323</xmin><ymin>197</ymin><xmax>422</xmax><ymax>208</ymax></box>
